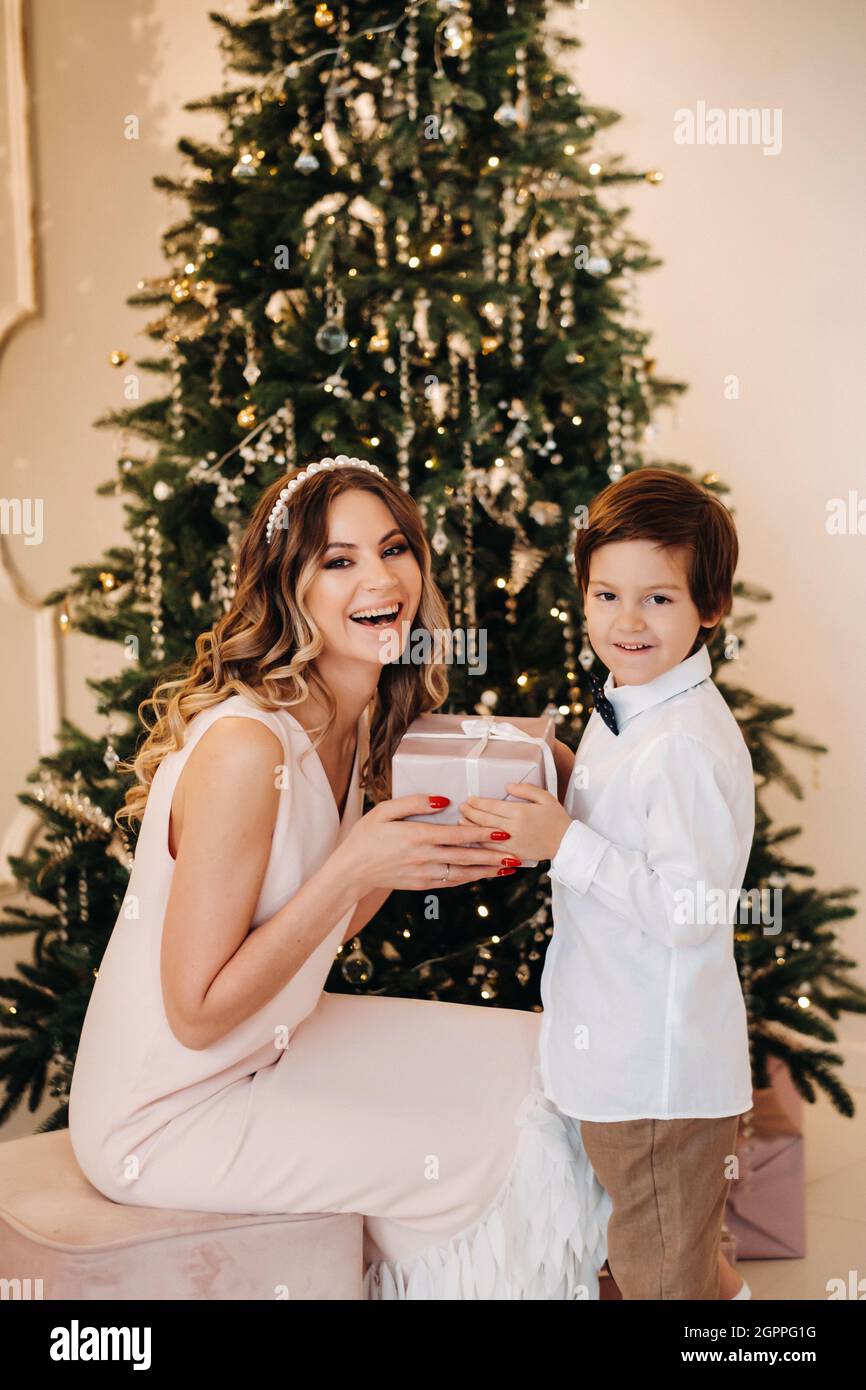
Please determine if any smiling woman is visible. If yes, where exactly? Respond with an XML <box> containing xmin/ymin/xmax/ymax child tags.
<box><xmin>283</xmin><ymin>486</ymin><xmax>427</xmax><ymax>743</ymax></box>
<box><xmin>67</xmin><ymin>455</ymin><xmax>612</xmax><ymax>1301</ymax></box>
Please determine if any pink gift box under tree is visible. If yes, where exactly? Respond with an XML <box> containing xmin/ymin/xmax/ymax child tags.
<box><xmin>724</xmin><ymin>1057</ymin><xmax>806</xmax><ymax>1260</ymax></box>
<box><xmin>391</xmin><ymin>712</ymin><xmax>558</xmax><ymax>868</ymax></box>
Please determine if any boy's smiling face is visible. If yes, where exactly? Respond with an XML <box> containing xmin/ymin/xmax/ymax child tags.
<box><xmin>584</xmin><ymin>539</ymin><xmax>721</xmax><ymax>687</ymax></box>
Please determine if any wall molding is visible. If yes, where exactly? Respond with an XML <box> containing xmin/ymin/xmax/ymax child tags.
<box><xmin>0</xmin><ymin>0</ymin><xmax>37</xmax><ymax>365</ymax></box>
<box><xmin>0</xmin><ymin>538</ymin><xmax>64</xmax><ymax>894</ymax></box>
<box><xmin>0</xmin><ymin>0</ymin><xmax>47</xmax><ymax>894</ymax></box>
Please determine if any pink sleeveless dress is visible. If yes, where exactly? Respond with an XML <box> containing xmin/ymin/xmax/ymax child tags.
<box><xmin>68</xmin><ymin>693</ymin><xmax>610</xmax><ymax>1298</ymax></box>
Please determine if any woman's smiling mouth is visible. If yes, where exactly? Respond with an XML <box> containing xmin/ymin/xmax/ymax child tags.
<box><xmin>349</xmin><ymin>601</ymin><xmax>404</xmax><ymax>628</ymax></box>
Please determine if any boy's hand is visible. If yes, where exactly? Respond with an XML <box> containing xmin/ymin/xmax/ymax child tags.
<box><xmin>459</xmin><ymin>783</ymin><xmax>573</xmax><ymax>864</ymax></box>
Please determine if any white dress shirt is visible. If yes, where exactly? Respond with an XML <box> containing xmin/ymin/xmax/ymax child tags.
<box><xmin>540</xmin><ymin>643</ymin><xmax>755</xmax><ymax>1121</ymax></box>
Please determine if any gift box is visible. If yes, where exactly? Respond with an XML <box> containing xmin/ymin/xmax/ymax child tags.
<box><xmin>724</xmin><ymin>1059</ymin><xmax>806</xmax><ymax>1260</ymax></box>
<box><xmin>391</xmin><ymin>712</ymin><xmax>557</xmax><ymax>868</ymax></box>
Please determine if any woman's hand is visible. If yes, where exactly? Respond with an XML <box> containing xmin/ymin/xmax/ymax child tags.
<box><xmin>334</xmin><ymin>795</ymin><xmax>521</xmax><ymax>896</ymax></box>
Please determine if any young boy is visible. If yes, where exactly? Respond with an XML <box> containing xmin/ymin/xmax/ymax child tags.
<box><xmin>459</xmin><ymin>468</ymin><xmax>755</xmax><ymax>1300</ymax></box>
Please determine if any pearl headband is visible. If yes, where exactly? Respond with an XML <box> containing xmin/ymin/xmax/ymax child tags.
<box><xmin>265</xmin><ymin>454</ymin><xmax>387</xmax><ymax>543</ymax></box>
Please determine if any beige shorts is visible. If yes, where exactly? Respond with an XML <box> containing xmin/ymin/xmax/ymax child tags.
<box><xmin>579</xmin><ymin>1113</ymin><xmax>742</xmax><ymax>1300</ymax></box>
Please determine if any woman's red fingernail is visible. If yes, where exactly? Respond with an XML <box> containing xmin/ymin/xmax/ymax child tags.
<box><xmin>501</xmin><ymin>857</ymin><xmax>521</xmax><ymax>867</ymax></box>
<box><xmin>428</xmin><ymin>795</ymin><xmax>450</xmax><ymax>808</ymax></box>
<box><xmin>497</xmin><ymin>867</ymin><xmax>517</xmax><ymax>876</ymax></box>
<box><xmin>490</xmin><ymin>830</ymin><xmax>510</xmax><ymax>841</ymax></box>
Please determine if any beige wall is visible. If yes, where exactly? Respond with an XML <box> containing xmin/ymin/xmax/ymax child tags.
<box><xmin>0</xmin><ymin>0</ymin><xmax>863</xmax><ymax>1140</ymax></box>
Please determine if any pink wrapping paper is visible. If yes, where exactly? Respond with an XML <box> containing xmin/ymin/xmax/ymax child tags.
<box><xmin>391</xmin><ymin>712</ymin><xmax>557</xmax><ymax>868</ymax></box>
<box><xmin>766</xmin><ymin>1053</ymin><xmax>804</xmax><ymax>1128</ymax></box>
<box><xmin>725</xmin><ymin>1059</ymin><xmax>806</xmax><ymax>1260</ymax></box>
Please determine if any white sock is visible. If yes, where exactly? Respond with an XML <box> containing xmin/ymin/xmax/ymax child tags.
<box><xmin>731</xmin><ymin>1277</ymin><xmax>752</xmax><ymax>1300</ymax></box>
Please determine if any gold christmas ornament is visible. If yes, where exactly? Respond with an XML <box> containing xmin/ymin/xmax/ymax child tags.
<box><xmin>237</xmin><ymin>404</ymin><xmax>258</xmax><ymax>428</ymax></box>
<box><xmin>645</xmin><ymin>169</ymin><xmax>664</xmax><ymax>184</ymax></box>
<box><xmin>108</xmin><ymin>350</ymin><xmax>128</xmax><ymax>367</ymax></box>
<box><xmin>368</xmin><ymin>330</ymin><xmax>389</xmax><ymax>352</ymax></box>
<box><xmin>171</xmin><ymin>279</ymin><xmax>192</xmax><ymax>303</ymax></box>
<box><xmin>480</xmin><ymin>335</ymin><xmax>501</xmax><ymax>354</ymax></box>
<box><xmin>314</xmin><ymin>3</ymin><xmax>335</xmax><ymax>27</ymax></box>
<box><xmin>98</xmin><ymin>571</ymin><xmax>116</xmax><ymax>591</ymax></box>
<box><xmin>510</xmin><ymin>541</ymin><xmax>546</xmax><ymax>595</ymax></box>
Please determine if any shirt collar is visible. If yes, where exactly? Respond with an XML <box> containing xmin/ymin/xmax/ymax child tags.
<box><xmin>604</xmin><ymin>643</ymin><xmax>712</xmax><ymax>729</ymax></box>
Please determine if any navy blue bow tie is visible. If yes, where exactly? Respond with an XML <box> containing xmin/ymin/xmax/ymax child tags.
<box><xmin>587</xmin><ymin>670</ymin><xmax>620</xmax><ymax>736</ymax></box>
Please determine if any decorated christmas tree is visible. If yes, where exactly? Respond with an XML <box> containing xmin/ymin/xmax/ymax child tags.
<box><xmin>0</xmin><ymin>0</ymin><xmax>861</xmax><ymax>1133</ymax></box>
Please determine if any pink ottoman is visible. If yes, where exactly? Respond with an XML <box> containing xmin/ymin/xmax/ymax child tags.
<box><xmin>0</xmin><ymin>1130</ymin><xmax>363</xmax><ymax>1300</ymax></box>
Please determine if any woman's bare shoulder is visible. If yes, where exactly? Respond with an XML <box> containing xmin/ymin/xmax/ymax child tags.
<box><xmin>170</xmin><ymin>713</ymin><xmax>285</xmax><ymax>856</ymax></box>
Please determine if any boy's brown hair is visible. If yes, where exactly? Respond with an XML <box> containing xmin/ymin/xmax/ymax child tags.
<box><xmin>573</xmin><ymin>467</ymin><xmax>738</xmax><ymax>654</ymax></box>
